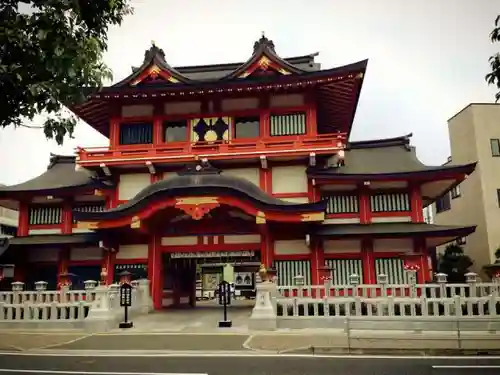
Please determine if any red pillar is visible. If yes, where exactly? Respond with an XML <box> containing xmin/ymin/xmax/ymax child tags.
<box><xmin>148</xmin><ymin>234</ymin><xmax>162</xmax><ymax>310</ymax></box>
<box><xmin>359</xmin><ymin>187</ymin><xmax>374</xmax><ymax>284</ymax></box>
<box><xmin>413</xmin><ymin>237</ymin><xmax>430</xmax><ymax>283</ymax></box>
<box><xmin>311</xmin><ymin>237</ymin><xmax>323</xmax><ymax>285</ymax></box>
<box><xmin>362</xmin><ymin>238</ymin><xmax>375</xmax><ymax>284</ymax></box>
<box><xmin>57</xmin><ymin>247</ymin><xmax>70</xmax><ymax>288</ymax></box>
<box><xmin>410</xmin><ymin>184</ymin><xmax>424</xmax><ymax>223</ymax></box>
<box><xmin>102</xmin><ymin>246</ymin><xmax>116</xmax><ymax>285</ymax></box>
<box><xmin>17</xmin><ymin>201</ymin><xmax>29</xmax><ymax>236</ymax></box>
<box><xmin>259</xmin><ymin>225</ymin><xmax>274</xmax><ymax>267</ymax></box>
<box><xmin>61</xmin><ymin>200</ymin><xmax>73</xmax><ymax>234</ymax></box>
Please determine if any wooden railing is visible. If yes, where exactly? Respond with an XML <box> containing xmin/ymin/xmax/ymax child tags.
<box><xmin>76</xmin><ymin>133</ymin><xmax>347</xmax><ymax>165</ymax></box>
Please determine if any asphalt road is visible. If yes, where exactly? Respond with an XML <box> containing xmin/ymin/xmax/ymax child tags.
<box><xmin>0</xmin><ymin>354</ymin><xmax>499</xmax><ymax>375</ymax></box>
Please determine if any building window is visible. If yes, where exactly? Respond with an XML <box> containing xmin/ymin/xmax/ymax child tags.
<box><xmin>163</xmin><ymin>120</ymin><xmax>188</xmax><ymax>142</ymax></box>
<box><xmin>451</xmin><ymin>185</ymin><xmax>461</xmax><ymax>199</ymax></box>
<box><xmin>457</xmin><ymin>237</ymin><xmax>467</xmax><ymax>245</ymax></box>
<box><xmin>491</xmin><ymin>139</ymin><xmax>500</xmax><ymax>157</ymax></box>
<box><xmin>270</xmin><ymin>112</ymin><xmax>306</xmax><ymax>136</ymax></box>
<box><xmin>497</xmin><ymin>189</ymin><xmax>500</xmax><ymax>207</ymax></box>
<box><xmin>435</xmin><ymin>194</ymin><xmax>451</xmax><ymax>213</ymax></box>
<box><xmin>234</xmin><ymin>116</ymin><xmax>260</xmax><ymax>139</ymax></box>
<box><xmin>119</xmin><ymin>122</ymin><xmax>153</xmax><ymax>145</ymax></box>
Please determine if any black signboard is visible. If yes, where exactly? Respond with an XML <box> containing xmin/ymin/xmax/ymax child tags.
<box><xmin>218</xmin><ymin>281</ymin><xmax>232</xmax><ymax>306</ymax></box>
<box><xmin>217</xmin><ymin>280</ymin><xmax>232</xmax><ymax>328</ymax></box>
<box><xmin>118</xmin><ymin>283</ymin><xmax>133</xmax><ymax>329</ymax></box>
<box><xmin>119</xmin><ymin>283</ymin><xmax>132</xmax><ymax>307</ymax></box>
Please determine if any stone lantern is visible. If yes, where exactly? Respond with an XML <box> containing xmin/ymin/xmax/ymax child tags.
<box><xmin>349</xmin><ymin>273</ymin><xmax>360</xmax><ymax>286</ymax></box>
<box><xmin>34</xmin><ymin>281</ymin><xmax>48</xmax><ymax>292</ymax></box>
<box><xmin>293</xmin><ymin>274</ymin><xmax>305</xmax><ymax>287</ymax></box>
<box><xmin>11</xmin><ymin>281</ymin><xmax>24</xmax><ymax>292</ymax></box>
<box><xmin>84</xmin><ymin>280</ymin><xmax>98</xmax><ymax>290</ymax></box>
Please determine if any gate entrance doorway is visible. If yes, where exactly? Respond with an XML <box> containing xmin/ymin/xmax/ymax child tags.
<box><xmin>161</xmin><ymin>250</ymin><xmax>260</xmax><ymax>308</ymax></box>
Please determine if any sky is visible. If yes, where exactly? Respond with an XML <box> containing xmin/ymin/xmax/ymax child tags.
<box><xmin>0</xmin><ymin>0</ymin><xmax>498</xmax><ymax>185</ymax></box>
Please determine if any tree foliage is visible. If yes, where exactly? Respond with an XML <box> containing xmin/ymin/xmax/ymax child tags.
<box><xmin>437</xmin><ymin>243</ymin><xmax>473</xmax><ymax>283</ymax></box>
<box><xmin>0</xmin><ymin>0</ymin><xmax>132</xmax><ymax>144</ymax></box>
<box><xmin>486</xmin><ymin>15</ymin><xmax>500</xmax><ymax>102</ymax></box>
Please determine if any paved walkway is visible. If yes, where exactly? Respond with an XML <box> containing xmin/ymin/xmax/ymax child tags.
<box><xmin>120</xmin><ymin>299</ymin><xmax>254</xmax><ymax>333</ymax></box>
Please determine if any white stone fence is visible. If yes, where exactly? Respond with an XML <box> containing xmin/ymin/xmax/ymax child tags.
<box><xmin>250</xmin><ymin>272</ymin><xmax>500</xmax><ymax>332</ymax></box>
<box><xmin>0</xmin><ymin>280</ymin><xmax>152</xmax><ymax>331</ymax></box>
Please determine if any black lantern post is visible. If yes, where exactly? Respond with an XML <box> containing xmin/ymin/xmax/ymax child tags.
<box><xmin>119</xmin><ymin>270</ymin><xmax>133</xmax><ymax>285</ymax></box>
<box><xmin>118</xmin><ymin>271</ymin><xmax>133</xmax><ymax>329</ymax></box>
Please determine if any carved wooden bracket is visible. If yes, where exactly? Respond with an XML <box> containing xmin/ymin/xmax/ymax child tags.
<box><xmin>175</xmin><ymin>197</ymin><xmax>220</xmax><ymax>221</ymax></box>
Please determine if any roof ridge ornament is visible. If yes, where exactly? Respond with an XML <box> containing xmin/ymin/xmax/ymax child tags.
<box><xmin>253</xmin><ymin>33</ymin><xmax>275</xmax><ymax>53</ymax></box>
<box><xmin>177</xmin><ymin>161</ymin><xmax>221</xmax><ymax>176</ymax></box>
<box><xmin>143</xmin><ymin>41</ymin><xmax>166</xmax><ymax>63</ymax></box>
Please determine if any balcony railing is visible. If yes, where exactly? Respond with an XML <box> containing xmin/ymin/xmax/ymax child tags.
<box><xmin>76</xmin><ymin>133</ymin><xmax>347</xmax><ymax>166</ymax></box>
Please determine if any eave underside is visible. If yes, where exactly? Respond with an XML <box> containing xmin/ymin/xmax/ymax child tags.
<box><xmin>70</xmin><ymin>61</ymin><xmax>367</xmax><ymax>137</ymax></box>
<box><xmin>314</xmin><ymin>223</ymin><xmax>476</xmax><ymax>248</ymax></box>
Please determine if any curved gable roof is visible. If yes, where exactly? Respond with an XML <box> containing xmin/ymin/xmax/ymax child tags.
<box><xmin>308</xmin><ymin>134</ymin><xmax>476</xmax><ymax>178</ymax></box>
<box><xmin>0</xmin><ymin>154</ymin><xmax>111</xmax><ymax>198</ymax></box>
<box><xmin>220</xmin><ymin>35</ymin><xmax>308</xmax><ymax>80</ymax></box>
<box><xmin>74</xmin><ymin>162</ymin><xmax>326</xmax><ymax>222</ymax></box>
<box><xmin>113</xmin><ymin>43</ymin><xmax>192</xmax><ymax>87</ymax></box>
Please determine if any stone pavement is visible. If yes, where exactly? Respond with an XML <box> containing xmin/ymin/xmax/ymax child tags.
<box><xmin>121</xmin><ymin>299</ymin><xmax>254</xmax><ymax>333</ymax></box>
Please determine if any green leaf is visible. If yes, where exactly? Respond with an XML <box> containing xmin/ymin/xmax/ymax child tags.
<box><xmin>0</xmin><ymin>0</ymin><xmax>133</xmax><ymax>145</ymax></box>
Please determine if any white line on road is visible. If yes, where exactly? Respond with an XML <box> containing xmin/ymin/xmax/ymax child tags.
<box><xmin>432</xmin><ymin>365</ymin><xmax>500</xmax><ymax>369</ymax></box>
<box><xmin>1</xmin><ymin>351</ymin><xmax>500</xmax><ymax>360</ymax></box>
<box><xmin>0</xmin><ymin>370</ymin><xmax>207</xmax><ymax>375</ymax></box>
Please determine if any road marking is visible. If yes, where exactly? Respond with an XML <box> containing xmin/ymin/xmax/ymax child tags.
<box><xmin>1</xmin><ymin>351</ymin><xmax>500</xmax><ymax>359</ymax></box>
<box><xmin>432</xmin><ymin>365</ymin><xmax>500</xmax><ymax>369</ymax></box>
<box><xmin>0</xmin><ymin>371</ymin><xmax>207</xmax><ymax>375</ymax></box>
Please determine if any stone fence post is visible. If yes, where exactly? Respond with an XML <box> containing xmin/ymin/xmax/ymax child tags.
<box><xmin>137</xmin><ymin>279</ymin><xmax>153</xmax><ymax>313</ymax></box>
<box><xmin>249</xmin><ymin>281</ymin><xmax>277</xmax><ymax>331</ymax></box>
<box><xmin>11</xmin><ymin>281</ymin><xmax>24</xmax><ymax>304</ymax></box>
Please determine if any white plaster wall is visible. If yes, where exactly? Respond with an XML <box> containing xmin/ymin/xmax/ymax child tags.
<box><xmin>272</xmin><ymin>166</ymin><xmax>308</xmax><ymax>194</ymax></box>
<box><xmin>324</xmin><ymin>240</ymin><xmax>361</xmax><ymax>254</ymax></box>
<box><xmin>270</xmin><ymin>94</ymin><xmax>305</xmax><ymax>107</ymax></box>
<box><xmin>27</xmin><ymin>248</ymin><xmax>59</xmax><ymax>262</ymax></box>
<box><xmin>164</xmin><ymin>101</ymin><xmax>201</xmax><ymax>115</ymax></box>
<box><xmin>373</xmin><ymin>239</ymin><xmax>413</xmax><ymax>252</ymax></box>
<box><xmin>221</xmin><ymin>168</ymin><xmax>260</xmax><ymax>186</ymax></box>
<box><xmin>118</xmin><ymin>174</ymin><xmax>151</xmax><ymax>200</ymax></box>
<box><xmin>371</xmin><ymin>216</ymin><xmax>411</xmax><ymax>223</ymax></box>
<box><xmin>28</xmin><ymin>228</ymin><xmax>62</xmax><ymax>235</ymax></box>
<box><xmin>274</xmin><ymin>240</ymin><xmax>310</xmax><ymax>255</ymax></box>
<box><xmin>116</xmin><ymin>244</ymin><xmax>148</xmax><ymax>259</ymax></box>
<box><xmin>221</xmin><ymin>97</ymin><xmax>259</xmax><ymax>111</ymax></box>
<box><xmin>161</xmin><ymin>236</ymin><xmax>198</xmax><ymax>246</ymax></box>
<box><xmin>121</xmin><ymin>105</ymin><xmax>154</xmax><ymax>118</ymax></box>
<box><xmin>322</xmin><ymin>218</ymin><xmax>361</xmax><ymax>224</ymax></box>
<box><xmin>280</xmin><ymin>197</ymin><xmax>309</xmax><ymax>203</ymax></box>
<box><xmin>70</xmin><ymin>247</ymin><xmax>102</xmax><ymax>261</ymax></box>
<box><xmin>224</xmin><ymin>234</ymin><xmax>261</xmax><ymax>244</ymax></box>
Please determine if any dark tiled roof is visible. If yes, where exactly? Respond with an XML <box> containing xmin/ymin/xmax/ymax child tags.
<box><xmin>74</xmin><ymin>162</ymin><xmax>326</xmax><ymax>221</ymax></box>
<box><xmin>0</xmin><ymin>154</ymin><xmax>112</xmax><ymax>197</ymax></box>
<box><xmin>308</xmin><ymin>134</ymin><xmax>477</xmax><ymax>179</ymax></box>
<box><xmin>314</xmin><ymin>222</ymin><xmax>476</xmax><ymax>238</ymax></box>
<box><xmin>174</xmin><ymin>53</ymin><xmax>320</xmax><ymax>81</ymax></box>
